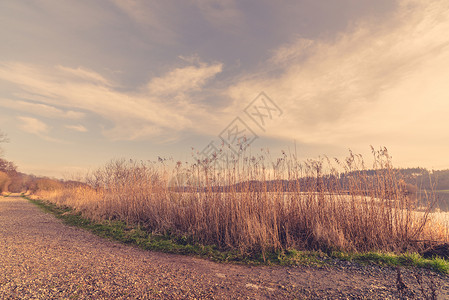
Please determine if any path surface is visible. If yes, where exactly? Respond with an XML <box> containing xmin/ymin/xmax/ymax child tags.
<box><xmin>1</xmin><ymin>196</ymin><xmax>448</xmax><ymax>299</ymax></box>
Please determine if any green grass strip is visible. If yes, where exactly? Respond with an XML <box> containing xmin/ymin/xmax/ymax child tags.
<box><xmin>332</xmin><ymin>251</ymin><xmax>449</xmax><ymax>274</ymax></box>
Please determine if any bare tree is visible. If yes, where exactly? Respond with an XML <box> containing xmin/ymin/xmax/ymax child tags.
<box><xmin>0</xmin><ymin>130</ymin><xmax>9</xmax><ymax>157</ymax></box>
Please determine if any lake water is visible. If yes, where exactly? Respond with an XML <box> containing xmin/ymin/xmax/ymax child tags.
<box><xmin>417</xmin><ymin>191</ymin><xmax>449</xmax><ymax>211</ymax></box>
<box><xmin>435</xmin><ymin>191</ymin><xmax>449</xmax><ymax>211</ymax></box>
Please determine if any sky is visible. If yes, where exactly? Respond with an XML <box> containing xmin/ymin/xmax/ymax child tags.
<box><xmin>1</xmin><ymin>0</ymin><xmax>449</xmax><ymax>178</ymax></box>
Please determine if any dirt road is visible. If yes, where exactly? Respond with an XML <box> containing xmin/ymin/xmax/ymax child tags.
<box><xmin>0</xmin><ymin>196</ymin><xmax>448</xmax><ymax>299</ymax></box>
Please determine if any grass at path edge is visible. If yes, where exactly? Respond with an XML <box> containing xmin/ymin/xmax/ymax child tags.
<box><xmin>24</xmin><ymin>195</ymin><xmax>449</xmax><ymax>274</ymax></box>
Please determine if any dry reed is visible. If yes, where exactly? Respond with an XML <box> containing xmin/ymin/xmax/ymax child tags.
<box><xmin>37</xmin><ymin>147</ymin><xmax>448</xmax><ymax>256</ymax></box>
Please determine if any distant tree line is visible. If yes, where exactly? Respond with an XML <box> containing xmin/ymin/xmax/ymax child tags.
<box><xmin>178</xmin><ymin>167</ymin><xmax>449</xmax><ymax>193</ymax></box>
<box><xmin>0</xmin><ymin>130</ymin><xmax>65</xmax><ymax>193</ymax></box>
<box><xmin>398</xmin><ymin>167</ymin><xmax>449</xmax><ymax>191</ymax></box>
<box><xmin>2</xmin><ymin>127</ymin><xmax>449</xmax><ymax>194</ymax></box>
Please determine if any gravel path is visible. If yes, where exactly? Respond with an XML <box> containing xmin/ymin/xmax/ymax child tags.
<box><xmin>1</xmin><ymin>196</ymin><xmax>448</xmax><ymax>299</ymax></box>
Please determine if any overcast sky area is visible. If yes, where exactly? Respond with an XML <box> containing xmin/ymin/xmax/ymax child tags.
<box><xmin>1</xmin><ymin>0</ymin><xmax>449</xmax><ymax>178</ymax></box>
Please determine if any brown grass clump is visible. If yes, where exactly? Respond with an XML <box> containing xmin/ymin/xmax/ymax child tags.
<box><xmin>0</xmin><ymin>171</ymin><xmax>10</xmax><ymax>193</ymax></box>
<box><xmin>35</xmin><ymin>178</ymin><xmax>64</xmax><ymax>192</ymax></box>
<box><xmin>37</xmin><ymin>147</ymin><xmax>447</xmax><ymax>256</ymax></box>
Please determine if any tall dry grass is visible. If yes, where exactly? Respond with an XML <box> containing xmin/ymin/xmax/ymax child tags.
<box><xmin>37</xmin><ymin>147</ymin><xmax>447</xmax><ymax>256</ymax></box>
<box><xmin>0</xmin><ymin>171</ymin><xmax>10</xmax><ymax>193</ymax></box>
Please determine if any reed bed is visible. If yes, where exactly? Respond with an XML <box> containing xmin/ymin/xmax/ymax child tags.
<box><xmin>37</xmin><ymin>147</ymin><xmax>448</xmax><ymax>256</ymax></box>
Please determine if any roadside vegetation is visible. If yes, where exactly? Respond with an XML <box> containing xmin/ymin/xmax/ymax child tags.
<box><xmin>30</xmin><ymin>147</ymin><xmax>449</xmax><ymax>267</ymax></box>
<box><xmin>24</xmin><ymin>195</ymin><xmax>449</xmax><ymax>275</ymax></box>
<box><xmin>0</xmin><ymin>171</ymin><xmax>10</xmax><ymax>194</ymax></box>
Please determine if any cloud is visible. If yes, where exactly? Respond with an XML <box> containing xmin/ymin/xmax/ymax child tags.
<box><xmin>17</xmin><ymin>116</ymin><xmax>48</xmax><ymax>135</ymax></box>
<box><xmin>65</xmin><ymin>125</ymin><xmax>88</xmax><ymax>132</ymax></box>
<box><xmin>147</xmin><ymin>62</ymin><xmax>223</xmax><ymax>95</ymax></box>
<box><xmin>226</xmin><ymin>0</ymin><xmax>449</xmax><ymax>149</ymax></box>
<box><xmin>0</xmin><ymin>98</ymin><xmax>85</xmax><ymax>119</ymax></box>
<box><xmin>0</xmin><ymin>59</ymin><xmax>223</xmax><ymax>141</ymax></box>
<box><xmin>56</xmin><ymin>66</ymin><xmax>113</xmax><ymax>86</ymax></box>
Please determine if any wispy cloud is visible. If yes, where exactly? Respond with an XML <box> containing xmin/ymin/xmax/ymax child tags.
<box><xmin>65</xmin><ymin>125</ymin><xmax>88</xmax><ymax>133</ymax></box>
<box><xmin>0</xmin><ymin>59</ymin><xmax>223</xmax><ymax>141</ymax></box>
<box><xmin>0</xmin><ymin>98</ymin><xmax>85</xmax><ymax>119</ymax></box>
<box><xmin>227</xmin><ymin>0</ymin><xmax>449</xmax><ymax>149</ymax></box>
<box><xmin>17</xmin><ymin>116</ymin><xmax>48</xmax><ymax>136</ymax></box>
<box><xmin>15</xmin><ymin>116</ymin><xmax>73</xmax><ymax>144</ymax></box>
<box><xmin>56</xmin><ymin>66</ymin><xmax>113</xmax><ymax>86</ymax></box>
<box><xmin>147</xmin><ymin>62</ymin><xmax>223</xmax><ymax>95</ymax></box>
